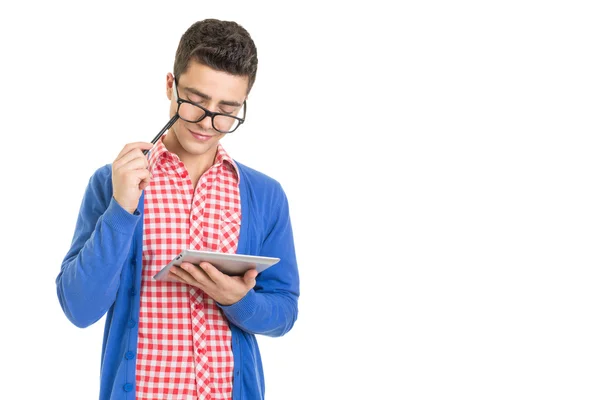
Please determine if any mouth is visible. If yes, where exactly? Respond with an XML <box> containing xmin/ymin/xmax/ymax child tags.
<box><xmin>188</xmin><ymin>129</ymin><xmax>214</xmax><ymax>142</ymax></box>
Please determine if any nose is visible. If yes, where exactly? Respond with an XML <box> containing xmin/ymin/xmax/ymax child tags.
<box><xmin>197</xmin><ymin>112</ymin><xmax>214</xmax><ymax>132</ymax></box>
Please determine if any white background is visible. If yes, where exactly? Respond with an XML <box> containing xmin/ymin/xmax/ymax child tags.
<box><xmin>1</xmin><ymin>1</ymin><xmax>599</xmax><ymax>399</ymax></box>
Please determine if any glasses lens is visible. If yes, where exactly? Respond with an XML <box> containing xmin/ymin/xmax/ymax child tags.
<box><xmin>178</xmin><ymin>102</ymin><xmax>205</xmax><ymax>123</ymax></box>
<box><xmin>213</xmin><ymin>115</ymin><xmax>240</xmax><ymax>133</ymax></box>
<box><xmin>177</xmin><ymin>101</ymin><xmax>242</xmax><ymax>133</ymax></box>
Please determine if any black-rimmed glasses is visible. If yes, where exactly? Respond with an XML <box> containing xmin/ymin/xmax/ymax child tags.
<box><xmin>174</xmin><ymin>79</ymin><xmax>246</xmax><ymax>134</ymax></box>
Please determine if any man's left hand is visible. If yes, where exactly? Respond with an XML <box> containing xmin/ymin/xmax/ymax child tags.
<box><xmin>169</xmin><ymin>261</ymin><xmax>258</xmax><ymax>305</ymax></box>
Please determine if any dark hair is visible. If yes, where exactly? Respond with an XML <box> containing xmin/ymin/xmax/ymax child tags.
<box><xmin>173</xmin><ymin>19</ymin><xmax>258</xmax><ymax>93</ymax></box>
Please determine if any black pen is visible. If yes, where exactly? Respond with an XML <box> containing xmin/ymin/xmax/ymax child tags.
<box><xmin>143</xmin><ymin>114</ymin><xmax>180</xmax><ymax>155</ymax></box>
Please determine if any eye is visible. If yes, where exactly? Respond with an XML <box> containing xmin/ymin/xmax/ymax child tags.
<box><xmin>187</xmin><ymin>96</ymin><xmax>204</xmax><ymax>105</ymax></box>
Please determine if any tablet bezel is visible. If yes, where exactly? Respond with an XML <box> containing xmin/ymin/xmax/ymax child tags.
<box><xmin>153</xmin><ymin>249</ymin><xmax>280</xmax><ymax>280</ymax></box>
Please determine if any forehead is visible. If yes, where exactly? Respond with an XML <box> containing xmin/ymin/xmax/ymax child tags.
<box><xmin>178</xmin><ymin>61</ymin><xmax>249</xmax><ymax>102</ymax></box>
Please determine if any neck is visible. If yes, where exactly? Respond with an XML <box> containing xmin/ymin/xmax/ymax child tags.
<box><xmin>182</xmin><ymin>151</ymin><xmax>216</xmax><ymax>188</ymax></box>
<box><xmin>163</xmin><ymin>132</ymin><xmax>218</xmax><ymax>188</ymax></box>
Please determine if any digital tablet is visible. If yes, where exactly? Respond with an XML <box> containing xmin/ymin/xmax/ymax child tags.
<box><xmin>153</xmin><ymin>249</ymin><xmax>280</xmax><ymax>281</ymax></box>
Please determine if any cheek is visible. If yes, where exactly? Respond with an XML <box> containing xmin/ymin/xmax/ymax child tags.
<box><xmin>173</xmin><ymin>119</ymin><xmax>187</xmax><ymax>137</ymax></box>
<box><xmin>169</xmin><ymin>100</ymin><xmax>178</xmax><ymax>117</ymax></box>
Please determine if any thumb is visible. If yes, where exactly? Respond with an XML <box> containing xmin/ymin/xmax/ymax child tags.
<box><xmin>243</xmin><ymin>269</ymin><xmax>258</xmax><ymax>287</ymax></box>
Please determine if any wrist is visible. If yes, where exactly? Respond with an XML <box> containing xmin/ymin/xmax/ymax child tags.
<box><xmin>113</xmin><ymin>196</ymin><xmax>137</xmax><ymax>214</ymax></box>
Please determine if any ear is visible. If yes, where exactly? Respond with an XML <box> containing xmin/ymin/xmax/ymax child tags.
<box><xmin>166</xmin><ymin>73</ymin><xmax>175</xmax><ymax>100</ymax></box>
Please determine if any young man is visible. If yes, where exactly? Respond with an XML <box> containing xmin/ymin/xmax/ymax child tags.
<box><xmin>56</xmin><ymin>19</ymin><xmax>299</xmax><ymax>400</ymax></box>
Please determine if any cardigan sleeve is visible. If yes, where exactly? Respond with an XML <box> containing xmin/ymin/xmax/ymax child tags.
<box><xmin>56</xmin><ymin>165</ymin><xmax>141</xmax><ymax>328</ymax></box>
<box><xmin>220</xmin><ymin>182</ymin><xmax>300</xmax><ymax>337</ymax></box>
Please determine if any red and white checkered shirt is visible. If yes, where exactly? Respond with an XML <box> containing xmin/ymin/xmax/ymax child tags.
<box><xmin>136</xmin><ymin>136</ymin><xmax>241</xmax><ymax>400</ymax></box>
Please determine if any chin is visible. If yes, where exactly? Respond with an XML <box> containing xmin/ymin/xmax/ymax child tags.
<box><xmin>183</xmin><ymin>138</ymin><xmax>217</xmax><ymax>155</ymax></box>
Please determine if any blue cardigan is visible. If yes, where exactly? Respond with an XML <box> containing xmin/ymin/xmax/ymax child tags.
<box><xmin>56</xmin><ymin>161</ymin><xmax>300</xmax><ymax>400</ymax></box>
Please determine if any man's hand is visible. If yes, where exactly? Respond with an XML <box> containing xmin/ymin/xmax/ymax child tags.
<box><xmin>169</xmin><ymin>261</ymin><xmax>258</xmax><ymax>305</ymax></box>
<box><xmin>111</xmin><ymin>142</ymin><xmax>154</xmax><ymax>214</ymax></box>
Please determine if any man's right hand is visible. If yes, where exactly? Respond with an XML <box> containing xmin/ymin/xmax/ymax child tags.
<box><xmin>111</xmin><ymin>142</ymin><xmax>154</xmax><ymax>214</ymax></box>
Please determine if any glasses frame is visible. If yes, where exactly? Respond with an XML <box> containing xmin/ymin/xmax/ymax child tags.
<box><xmin>173</xmin><ymin>78</ymin><xmax>246</xmax><ymax>134</ymax></box>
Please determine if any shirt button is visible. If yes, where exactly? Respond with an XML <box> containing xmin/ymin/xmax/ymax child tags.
<box><xmin>125</xmin><ymin>351</ymin><xmax>135</xmax><ymax>360</ymax></box>
<box><xmin>129</xmin><ymin>287</ymin><xmax>136</xmax><ymax>296</ymax></box>
<box><xmin>127</xmin><ymin>319</ymin><xmax>136</xmax><ymax>328</ymax></box>
<box><xmin>123</xmin><ymin>383</ymin><xmax>133</xmax><ymax>392</ymax></box>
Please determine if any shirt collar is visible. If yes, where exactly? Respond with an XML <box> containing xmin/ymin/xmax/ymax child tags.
<box><xmin>147</xmin><ymin>135</ymin><xmax>171</xmax><ymax>173</ymax></box>
<box><xmin>147</xmin><ymin>135</ymin><xmax>239</xmax><ymax>180</ymax></box>
<box><xmin>214</xmin><ymin>142</ymin><xmax>239</xmax><ymax>178</ymax></box>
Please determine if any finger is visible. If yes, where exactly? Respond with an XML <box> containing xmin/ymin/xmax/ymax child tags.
<box><xmin>180</xmin><ymin>262</ymin><xmax>213</xmax><ymax>285</ymax></box>
<box><xmin>171</xmin><ymin>266</ymin><xmax>196</xmax><ymax>285</ymax></box>
<box><xmin>116</xmin><ymin>156</ymin><xmax>149</xmax><ymax>173</ymax></box>
<box><xmin>114</xmin><ymin>166</ymin><xmax>150</xmax><ymax>188</ymax></box>
<box><xmin>115</xmin><ymin>142</ymin><xmax>154</xmax><ymax>162</ymax></box>
<box><xmin>167</xmin><ymin>270</ymin><xmax>185</xmax><ymax>283</ymax></box>
<box><xmin>115</xmin><ymin>142</ymin><xmax>154</xmax><ymax>160</ymax></box>
<box><xmin>135</xmin><ymin>169</ymin><xmax>152</xmax><ymax>189</ymax></box>
<box><xmin>139</xmin><ymin>179</ymin><xmax>151</xmax><ymax>191</ymax></box>
<box><xmin>198</xmin><ymin>262</ymin><xmax>226</xmax><ymax>284</ymax></box>
<box><xmin>243</xmin><ymin>269</ymin><xmax>258</xmax><ymax>288</ymax></box>
<box><xmin>114</xmin><ymin>149</ymin><xmax>148</xmax><ymax>170</ymax></box>
<box><xmin>114</xmin><ymin>148</ymin><xmax>149</xmax><ymax>170</ymax></box>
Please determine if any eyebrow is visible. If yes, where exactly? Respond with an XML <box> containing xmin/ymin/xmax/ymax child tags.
<box><xmin>183</xmin><ymin>86</ymin><xmax>243</xmax><ymax>108</ymax></box>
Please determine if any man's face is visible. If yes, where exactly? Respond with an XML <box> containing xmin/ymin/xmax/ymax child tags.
<box><xmin>165</xmin><ymin>60</ymin><xmax>249</xmax><ymax>160</ymax></box>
